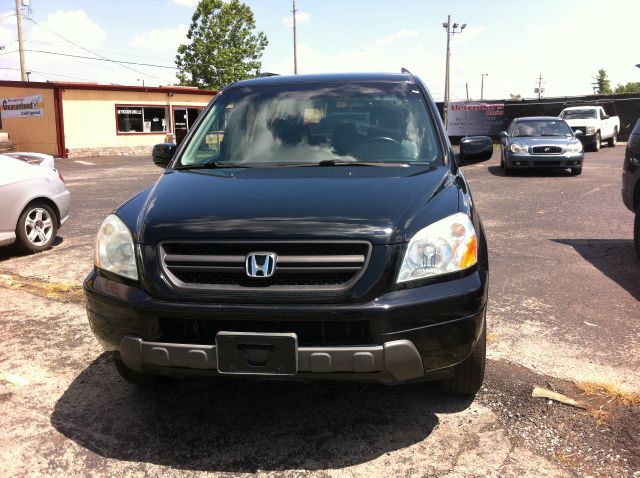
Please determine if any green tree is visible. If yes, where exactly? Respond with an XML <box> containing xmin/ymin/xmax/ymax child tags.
<box><xmin>594</xmin><ymin>69</ymin><xmax>612</xmax><ymax>94</ymax></box>
<box><xmin>176</xmin><ymin>0</ymin><xmax>268</xmax><ymax>89</ymax></box>
<box><xmin>614</xmin><ymin>81</ymin><xmax>640</xmax><ymax>94</ymax></box>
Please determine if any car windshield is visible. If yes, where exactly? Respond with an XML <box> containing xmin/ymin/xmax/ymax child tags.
<box><xmin>511</xmin><ymin>120</ymin><xmax>573</xmax><ymax>137</ymax></box>
<box><xmin>178</xmin><ymin>82</ymin><xmax>442</xmax><ymax>168</ymax></box>
<box><xmin>559</xmin><ymin>109</ymin><xmax>597</xmax><ymax>120</ymax></box>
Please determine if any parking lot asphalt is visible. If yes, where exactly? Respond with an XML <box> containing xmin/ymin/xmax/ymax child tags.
<box><xmin>0</xmin><ymin>146</ymin><xmax>638</xmax><ymax>477</ymax></box>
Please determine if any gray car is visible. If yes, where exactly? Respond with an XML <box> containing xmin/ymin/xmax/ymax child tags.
<box><xmin>0</xmin><ymin>152</ymin><xmax>70</xmax><ymax>252</ymax></box>
<box><xmin>499</xmin><ymin>116</ymin><xmax>585</xmax><ymax>175</ymax></box>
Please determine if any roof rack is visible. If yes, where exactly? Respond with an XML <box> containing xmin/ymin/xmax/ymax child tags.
<box><xmin>401</xmin><ymin>67</ymin><xmax>417</xmax><ymax>83</ymax></box>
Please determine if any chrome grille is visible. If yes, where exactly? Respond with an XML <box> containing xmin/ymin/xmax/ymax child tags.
<box><xmin>531</xmin><ymin>145</ymin><xmax>562</xmax><ymax>154</ymax></box>
<box><xmin>159</xmin><ymin>241</ymin><xmax>371</xmax><ymax>291</ymax></box>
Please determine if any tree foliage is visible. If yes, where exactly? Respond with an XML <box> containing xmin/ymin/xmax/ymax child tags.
<box><xmin>594</xmin><ymin>69</ymin><xmax>612</xmax><ymax>94</ymax></box>
<box><xmin>175</xmin><ymin>0</ymin><xmax>268</xmax><ymax>89</ymax></box>
<box><xmin>614</xmin><ymin>82</ymin><xmax>640</xmax><ymax>94</ymax></box>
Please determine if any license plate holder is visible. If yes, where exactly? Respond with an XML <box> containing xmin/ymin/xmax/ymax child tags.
<box><xmin>215</xmin><ymin>331</ymin><xmax>298</xmax><ymax>375</ymax></box>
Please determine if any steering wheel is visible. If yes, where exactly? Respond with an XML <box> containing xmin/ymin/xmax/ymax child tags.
<box><xmin>363</xmin><ymin>136</ymin><xmax>403</xmax><ymax>147</ymax></box>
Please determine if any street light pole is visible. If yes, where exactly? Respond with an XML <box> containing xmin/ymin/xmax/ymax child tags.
<box><xmin>292</xmin><ymin>0</ymin><xmax>298</xmax><ymax>74</ymax></box>
<box><xmin>481</xmin><ymin>73</ymin><xmax>488</xmax><ymax>100</ymax></box>
<box><xmin>442</xmin><ymin>16</ymin><xmax>466</xmax><ymax>130</ymax></box>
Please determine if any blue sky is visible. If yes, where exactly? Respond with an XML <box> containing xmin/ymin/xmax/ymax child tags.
<box><xmin>1</xmin><ymin>0</ymin><xmax>639</xmax><ymax>101</ymax></box>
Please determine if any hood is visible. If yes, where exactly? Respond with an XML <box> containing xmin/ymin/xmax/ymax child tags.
<box><xmin>563</xmin><ymin>118</ymin><xmax>597</xmax><ymax>126</ymax></box>
<box><xmin>134</xmin><ymin>166</ymin><xmax>452</xmax><ymax>246</ymax></box>
<box><xmin>509</xmin><ymin>136</ymin><xmax>579</xmax><ymax>147</ymax></box>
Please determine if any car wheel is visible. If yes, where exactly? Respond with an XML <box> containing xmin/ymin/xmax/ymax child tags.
<box><xmin>570</xmin><ymin>167</ymin><xmax>582</xmax><ymax>176</ymax></box>
<box><xmin>592</xmin><ymin>132</ymin><xmax>601</xmax><ymax>152</ymax></box>
<box><xmin>608</xmin><ymin>128</ymin><xmax>618</xmax><ymax>147</ymax></box>
<box><xmin>635</xmin><ymin>211</ymin><xmax>640</xmax><ymax>260</ymax></box>
<box><xmin>439</xmin><ymin>315</ymin><xmax>486</xmax><ymax>397</ymax></box>
<box><xmin>15</xmin><ymin>201</ymin><xmax>58</xmax><ymax>253</ymax></box>
<box><xmin>113</xmin><ymin>356</ymin><xmax>166</xmax><ymax>386</ymax></box>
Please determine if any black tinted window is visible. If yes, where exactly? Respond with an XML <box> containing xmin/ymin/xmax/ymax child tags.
<box><xmin>179</xmin><ymin>82</ymin><xmax>442</xmax><ymax>167</ymax></box>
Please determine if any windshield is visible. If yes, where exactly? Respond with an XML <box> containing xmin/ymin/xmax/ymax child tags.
<box><xmin>559</xmin><ymin>109</ymin><xmax>597</xmax><ymax>120</ymax></box>
<box><xmin>511</xmin><ymin>119</ymin><xmax>573</xmax><ymax>137</ymax></box>
<box><xmin>178</xmin><ymin>82</ymin><xmax>442</xmax><ymax>167</ymax></box>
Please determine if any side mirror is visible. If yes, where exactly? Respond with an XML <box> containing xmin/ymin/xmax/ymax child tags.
<box><xmin>573</xmin><ymin>130</ymin><xmax>584</xmax><ymax>137</ymax></box>
<box><xmin>152</xmin><ymin>143</ymin><xmax>176</xmax><ymax>168</ymax></box>
<box><xmin>499</xmin><ymin>131</ymin><xmax>509</xmax><ymax>139</ymax></box>
<box><xmin>602</xmin><ymin>114</ymin><xmax>610</xmax><ymax>120</ymax></box>
<box><xmin>459</xmin><ymin>136</ymin><xmax>494</xmax><ymax>163</ymax></box>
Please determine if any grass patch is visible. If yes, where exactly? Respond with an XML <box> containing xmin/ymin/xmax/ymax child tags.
<box><xmin>0</xmin><ymin>273</ymin><xmax>83</xmax><ymax>302</ymax></box>
<box><xmin>577</xmin><ymin>381</ymin><xmax>640</xmax><ymax>406</ymax></box>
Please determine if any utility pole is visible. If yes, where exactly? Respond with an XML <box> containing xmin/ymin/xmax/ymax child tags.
<box><xmin>292</xmin><ymin>0</ymin><xmax>298</xmax><ymax>74</ymax></box>
<box><xmin>465</xmin><ymin>82</ymin><xmax>469</xmax><ymax>101</ymax></box>
<box><xmin>481</xmin><ymin>73</ymin><xmax>488</xmax><ymax>100</ymax></box>
<box><xmin>536</xmin><ymin>73</ymin><xmax>544</xmax><ymax>99</ymax></box>
<box><xmin>442</xmin><ymin>16</ymin><xmax>466</xmax><ymax>129</ymax></box>
<box><xmin>15</xmin><ymin>0</ymin><xmax>27</xmax><ymax>81</ymax></box>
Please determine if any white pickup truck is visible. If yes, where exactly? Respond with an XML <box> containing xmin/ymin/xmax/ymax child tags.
<box><xmin>559</xmin><ymin>106</ymin><xmax>620</xmax><ymax>152</ymax></box>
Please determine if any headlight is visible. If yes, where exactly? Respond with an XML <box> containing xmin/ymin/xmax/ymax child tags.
<box><xmin>509</xmin><ymin>143</ymin><xmax>528</xmax><ymax>153</ymax></box>
<box><xmin>567</xmin><ymin>141</ymin><xmax>582</xmax><ymax>153</ymax></box>
<box><xmin>586</xmin><ymin>126</ymin><xmax>597</xmax><ymax>135</ymax></box>
<box><xmin>95</xmin><ymin>214</ymin><xmax>138</xmax><ymax>280</ymax></box>
<box><xmin>397</xmin><ymin>212</ymin><xmax>477</xmax><ymax>283</ymax></box>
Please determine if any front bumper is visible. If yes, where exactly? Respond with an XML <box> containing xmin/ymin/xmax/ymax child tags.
<box><xmin>84</xmin><ymin>266</ymin><xmax>488</xmax><ymax>383</ymax></box>
<box><xmin>119</xmin><ymin>335</ymin><xmax>426</xmax><ymax>382</ymax></box>
<box><xmin>506</xmin><ymin>153</ymin><xmax>583</xmax><ymax>169</ymax></box>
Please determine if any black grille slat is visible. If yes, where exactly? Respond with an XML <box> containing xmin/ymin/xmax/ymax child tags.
<box><xmin>158</xmin><ymin>318</ymin><xmax>371</xmax><ymax>346</ymax></box>
<box><xmin>531</xmin><ymin>145</ymin><xmax>562</xmax><ymax>154</ymax></box>
<box><xmin>160</xmin><ymin>241</ymin><xmax>371</xmax><ymax>291</ymax></box>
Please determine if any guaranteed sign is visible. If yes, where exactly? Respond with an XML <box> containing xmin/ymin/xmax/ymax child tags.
<box><xmin>1</xmin><ymin>95</ymin><xmax>44</xmax><ymax>118</ymax></box>
<box><xmin>447</xmin><ymin>102</ymin><xmax>505</xmax><ymax>136</ymax></box>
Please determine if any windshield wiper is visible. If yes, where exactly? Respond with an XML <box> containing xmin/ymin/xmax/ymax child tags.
<box><xmin>175</xmin><ymin>161</ymin><xmax>251</xmax><ymax>170</ymax></box>
<box><xmin>303</xmin><ymin>159</ymin><xmax>413</xmax><ymax>167</ymax></box>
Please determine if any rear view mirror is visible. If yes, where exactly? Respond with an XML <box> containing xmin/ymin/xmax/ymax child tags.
<box><xmin>459</xmin><ymin>136</ymin><xmax>493</xmax><ymax>163</ymax></box>
<box><xmin>152</xmin><ymin>143</ymin><xmax>176</xmax><ymax>168</ymax></box>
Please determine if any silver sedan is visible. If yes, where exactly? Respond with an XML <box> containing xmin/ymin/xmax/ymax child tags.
<box><xmin>0</xmin><ymin>152</ymin><xmax>70</xmax><ymax>252</ymax></box>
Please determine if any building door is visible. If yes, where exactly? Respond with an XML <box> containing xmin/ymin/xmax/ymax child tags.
<box><xmin>174</xmin><ymin>107</ymin><xmax>202</xmax><ymax>145</ymax></box>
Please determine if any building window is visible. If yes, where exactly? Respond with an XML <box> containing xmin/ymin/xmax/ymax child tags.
<box><xmin>116</xmin><ymin>106</ymin><xmax>168</xmax><ymax>133</ymax></box>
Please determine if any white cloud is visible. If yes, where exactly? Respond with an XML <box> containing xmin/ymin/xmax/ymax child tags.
<box><xmin>30</xmin><ymin>10</ymin><xmax>106</xmax><ymax>50</ymax></box>
<box><xmin>375</xmin><ymin>29</ymin><xmax>419</xmax><ymax>46</ymax></box>
<box><xmin>282</xmin><ymin>11</ymin><xmax>311</xmax><ymax>28</ymax></box>
<box><xmin>131</xmin><ymin>24</ymin><xmax>188</xmax><ymax>52</ymax></box>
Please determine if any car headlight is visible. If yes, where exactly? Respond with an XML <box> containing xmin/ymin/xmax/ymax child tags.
<box><xmin>397</xmin><ymin>212</ymin><xmax>478</xmax><ymax>283</ymax></box>
<box><xmin>95</xmin><ymin>214</ymin><xmax>138</xmax><ymax>280</ymax></box>
<box><xmin>509</xmin><ymin>143</ymin><xmax>529</xmax><ymax>153</ymax></box>
<box><xmin>586</xmin><ymin>126</ymin><xmax>597</xmax><ymax>135</ymax></box>
<box><xmin>567</xmin><ymin>141</ymin><xmax>583</xmax><ymax>153</ymax></box>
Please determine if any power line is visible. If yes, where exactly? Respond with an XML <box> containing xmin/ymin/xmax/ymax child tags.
<box><xmin>1</xmin><ymin>48</ymin><xmax>178</xmax><ymax>69</ymax></box>
<box><xmin>0</xmin><ymin>66</ymin><xmax>97</xmax><ymax>82</ymax></box>
<box><xmin>23</xmin><ymin>16</ymin><xmax>172</xmax><ymax>83</ymax></box>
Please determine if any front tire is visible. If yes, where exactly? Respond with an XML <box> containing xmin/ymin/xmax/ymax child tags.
<box><xmin>591</xmin><ymin>132</ymin><xmax>601</xmax><ymax>152</ymax></box>
<box><xmin>608</xmin><ymin>128</ymin><xmax>618</xmax><ymax>147</ymax></box>
<box><xmin>439</xmin><ymin>317</ymin><xmax>486</xmax><ymax>397</ymax></box>
<box><xmin>570</xmin><ymin>167</ymin><xmax>582</xmax><ymax>176</ymax></box>
<box><xmin>634</xmin><ymin>211</ymin><xmax>640</xmax><ymax>260</ymax></box>
<box><xmin>15</xmin><ymin>202</ymin><xmax>58</xmax><ymax>253</ymax></box>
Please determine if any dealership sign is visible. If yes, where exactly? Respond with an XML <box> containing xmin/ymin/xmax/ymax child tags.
<box><xmin>447</xmin><ymin>102</ymin><xmax>505</xmax><ymax>136</ymax></box>
<box><xmin>1</xmin><ymin>95</ymin><xmax>44</xmax><ymax>118</ymax></box>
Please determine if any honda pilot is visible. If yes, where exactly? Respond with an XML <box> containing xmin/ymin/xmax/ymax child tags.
<box><xmin>84</xmin><ymin>72</ymin><xmax>493</xmax><ymax>396</ymax></box>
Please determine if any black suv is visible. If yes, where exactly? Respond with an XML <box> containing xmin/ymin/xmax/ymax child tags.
<box><xmin>84</xmin><ymin>72</ymin><xmax>493</xmax><ymax>396</ymax></box>
<box><xmin>623</xmin><ymin>118</ymin><xmax>640</xmax><ymax>258</ymax></box>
